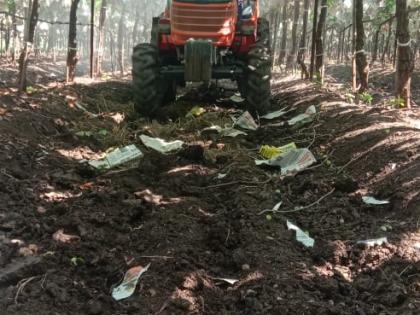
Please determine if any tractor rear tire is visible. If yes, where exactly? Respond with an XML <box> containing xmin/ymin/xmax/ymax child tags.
<box><xmin>132</xmin><ymin>43</ymin><xmax>162</xmax><ymax>117</ymax></box>
<box><xmin>245</xmin><ymin>43</ymin><xmax>272</xmax><ymax>115</ymax></box>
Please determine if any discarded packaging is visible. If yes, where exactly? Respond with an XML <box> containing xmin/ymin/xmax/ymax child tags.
<box><xmin>261</xmin><ymin>109</ymin><xmax>287</xmax><ymax>120</ymax></box>
<box><xmin>230</xmin><ymin>93</ymin><xmax>245</xmax><ymax>103</ymax></box>
<box><xmin>234</xmin><ymin>111</ymin><xmax>259</xmax><ymax>131</ymax></box>
<box><xmin>288</xmin><ymin>105</ymin><xmax>317</xmax><ymax>126</ymax></box>
<box><xmin>414</xmin><ymin>243</ymin><xmax>420</xmax><ymax>250</ymax></box>
<box><xmin>112</xmin><ymin>263</ymin><xmax>151</xmax><ymax>301</ymax></box>
<box><xmin>287</xmin><ymin>220</ymin><xmax>314</xmax><ymax>247</ymax></box>
<box><xmin>87</xmin><ymin>145</ymin><xmax>143</xmax><ymax>169</ymax></box>
<box><xmin>212</xmin><ymin>277</ymin><xmax>239</xmax><ymax>285</ymax></box>
<box><xmin>202</xmin><ymin>125</ymin><xmax>247</xmax><ymax>138</ymax></box>
<box><xmin>362</xmin><ymin>196</ymin><xmax>390</xmax><ymax>205</ymax></box>
<box><xmin>259</xmin><ymin>142</ymin><xmax>297</xmax><ymax>159</ymax></box>
<box><xmin>140</xmin><ymin>135</ymin><xmax>184</xmax><ymax>153</ymax></box>
<box><xmin>217</xmin><ymin>173</ymin><xmax>228</xmax><ymax>179</ymax></box>
<box><xmin>357</xmin><ymin>237</ymin><xmax>388</xmax><ymax>247</ymax></box>
<box><xmin>256</xmin><ymin>148</ymin><xmax>316</xmax><ymax>175</ymax></box>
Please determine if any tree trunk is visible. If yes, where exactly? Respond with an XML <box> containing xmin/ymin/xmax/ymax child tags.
<box><xmin>95</xmin><ymin>0</ymin><xmax>107</xmax><ymax>76</ymax></box>
<box><xmin>66</xmin><ymin>0</ymin><xmax>81</xmax><ymax>83</ymax></box>
<box><xmin>117</xmin><ymin>7</ymin><xmax>126</xmax><ymax>75</ymax></box>
<box><xmin>315</xmin><ymin>0</ymin><xmax>327</xmax><ymax>82</ymax></box>
<box><xmin>355</xmin><ymin>0</ymin><xmax>369</xmax><ymax>92</ymax></box>
<box><xmin>278</xmin><ymin>4</ymin><xmax>288</xmax><ymax>66</ymax></box>
<box><xmin>395</xmin><ymin>0</ymin><xmax>413</xmax><ymax>108</ymax></box>
<box><xmin>17</xmin><ymin>0</ymin><xmax>39</xmax><ymax>92</ymax></box>
<box><xmin>310</xmin><ymin>0</ymin><xmax>319</xmax><ymax>79</ymax></box>
<box><xmin>297</xmin><ymin>0</ymin><xmax>310</xmax><ymax>78</ymax></box>
<box><xmin>286</xmin><ymin>0</ymin><xmax>301</xmax><ymax>71</ymax></box>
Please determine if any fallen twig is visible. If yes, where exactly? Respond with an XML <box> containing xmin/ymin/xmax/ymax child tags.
<box><xmin>276</xmin><ymin>189</ymin><xmax>335</xmax><ymax>213</ymax></box>
<box><xmin>15</xmin><ymin>276</ymin><xmax>40</xmax><ymax>304</ymax></box>
<box><xmin>337</xmin><ymin>148</ymin><xmax>372</xmax><ymax>174</ymax></box>
<box><xmin>139</xmin><ymin>255</ymin><xmax>174</xmax><ymax>260</ymax></box>
<box><xmin>202</xmin><ymin>178</ymin><xmax>272</xmax><ymax>189</ymax></box>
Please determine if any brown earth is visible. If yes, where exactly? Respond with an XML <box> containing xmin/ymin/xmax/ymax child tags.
<box><xmin>0</xmin><ymin>61</ymin><xmax>419</xmax><ymax>314</ymax></box>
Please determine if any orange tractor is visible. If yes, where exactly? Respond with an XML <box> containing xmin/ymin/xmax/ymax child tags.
<box><xmin>132</xmin><ymin>0</ymin><xmax>271</xmax><ymax>117</ymax></box>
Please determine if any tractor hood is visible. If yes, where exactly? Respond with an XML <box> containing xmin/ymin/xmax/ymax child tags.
<box><xmin>170</xmin><ymin>0</ymin><xmax>238</xmax><ymax>46</ymax></box>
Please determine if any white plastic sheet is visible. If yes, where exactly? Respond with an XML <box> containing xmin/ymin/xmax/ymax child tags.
<box><xmin>140</xmin><ymin>135</ymin><xmax>184</xmax><ymax>153</ymax></box>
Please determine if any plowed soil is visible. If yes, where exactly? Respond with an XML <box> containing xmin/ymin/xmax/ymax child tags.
<box><xmin>0</xmin><ymin>62</ymin><xmax>419</xmax><ymax>315</ymax></box>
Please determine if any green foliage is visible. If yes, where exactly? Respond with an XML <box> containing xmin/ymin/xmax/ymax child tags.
<box><xmin>390</xmin><ymin>96</ymin><xmax>406</xmax><ymax>108</ymax></box>
<box><xmin>359</xmin><ymin>92</ymin><xmax>373</xmax><ymax>105</ymax></box>
<box><xmin>26</xmin><ymin>86</ymin><xmax>38</xmax><ymax>94</ymax></box>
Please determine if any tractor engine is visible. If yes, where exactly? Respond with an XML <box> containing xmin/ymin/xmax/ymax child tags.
<box><xmin>132</xmin><ymin>0</ymin><xmax>271</xmax><ymax>117</ymax></box>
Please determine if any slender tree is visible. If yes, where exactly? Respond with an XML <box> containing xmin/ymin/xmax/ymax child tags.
<box><xmin>66</xmin><ymin>0</ymin><xmax>81</xmax><ymax>83</ymax></box>
<box><xmin>314</xmin><ymin>0</ymin><xmax>327</xmax><ymax>82</ymax></box>
<box><xmin>395</xmin><ymin>0</ymin><xmax>413</xmax><ymax>108</ymax></box>
<box><xmin>309</xmin><ymin>0</ymin><xmax>319</xmax><ymax>79</ymax></box>
<box><xmin>95</xmin><ymin>0</ymin><xmax>108</xmax><ymax>76</ymax></box>
<box><xmin>355</xmin><ymin>0</ymin><xmax>369</xmax><ymax>92</ymax></box>
<box><xmin>90</xmin><ymin>0</ymin><xmax>94</xmax><ymax>78</ymax></box>
<box><xmin>286</xmin><ymin>0</ymin><xmax>301</xmax><ymax>71</ymax></box>
<box><xmin>278</xmin><ymin>3</ymin><xmax>288</xmax><ymax>65</ymax></box>
<box><xmin>297</xmin><ymin>0</ymin><xmax>310</xmax><ymax>78</ymax></box>
<box><xmin>117</xmin><ymin>5</ymin><xmax>126</xmax><ymax>75</ymax></box>
<box><xmin>17</xmin><ymin>0</ymin><xmax>39</xmax><ymax>92</ymax></box>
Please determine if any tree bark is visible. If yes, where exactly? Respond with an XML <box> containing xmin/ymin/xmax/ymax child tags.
<box><xmin>286</xmin><ymin>0</ymin><xmax>301</xmax><ymax>71</ymax></box>
<box><xmin>278</xmin><ymin>4</ymin><xmax>288</xmax><ymax>66</ymax></box>
<box><xmin>297</xmin><ymin>0</ymin><xmax>310</xmax><ymax>78</ymax></box>
<box><xmin>310</xmin><ymin>0</ymin><xmax>319</xmax><ymax>79</ymax></box>
<box><xmin>395</xmin><ymin>0</ymin><xmax>413</xmax><ymax>108</ymax></box>
<box><xmin>314</xmin><ymin>0</ymin><xmax>327</xmax><ymax>82</ymax></box>
<box><xmin>355</xmin><ymin>0</ymin><xmax>369</xmax><ymax>92</ymax></box>
<box><xmin>66</xmin><ymin>0</ymin><xmax>81</xmax><ymax>83</ymax></box>
<box><xmin>95</xmin><ymin>0</ymin><xmax>107</xmax><ymax>76</ymax></box>
<box><xmin>17</xmin><ymin>0</ymin><xmax>39</xmax><ymax>92</ymax></box>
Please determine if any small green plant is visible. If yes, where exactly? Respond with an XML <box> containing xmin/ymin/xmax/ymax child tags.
<box><xmin>26</xmin><ymin>86</ymin><xmax>37</xmax><ymax>94</ymax></box>
<box><xmin>390</xmin><ymin>96</ymin><xmax>406</xmax><ymax>108</ymax></box>
<box><xmin>359</xmin><ymin>92</ymin><xmax>373</xmax><ymax>105</ymax></box>
<box><xmin>70</xmin><ymin>256</ymin><xmax>85</xmax><ymax>266</ymax></box>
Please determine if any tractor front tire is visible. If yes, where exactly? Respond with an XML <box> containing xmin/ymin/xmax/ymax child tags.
<box><xmin>132</xmin><ymin>43</ymin><xmax>162</xmax><ymax>117</ymax></box>
<box><xmin>245</xmin><ymin>43</ymin><xmax>272</xmax><ymax>115</ymax></box>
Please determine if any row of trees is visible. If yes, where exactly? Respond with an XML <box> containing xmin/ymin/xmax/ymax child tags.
<box><xmin>0</xmin><ymin>0</ymin><xmax>165</xmax><ymax>87</ymax></box>
<box><xmin>268</xmin><ymin>0</ymin><xmax>419</xmax><ymax>107</ymax></box>
<box><xmin>0</xmin><ymin>0</ymin><xmax>418</xmax><ymax>107</ymax></box>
